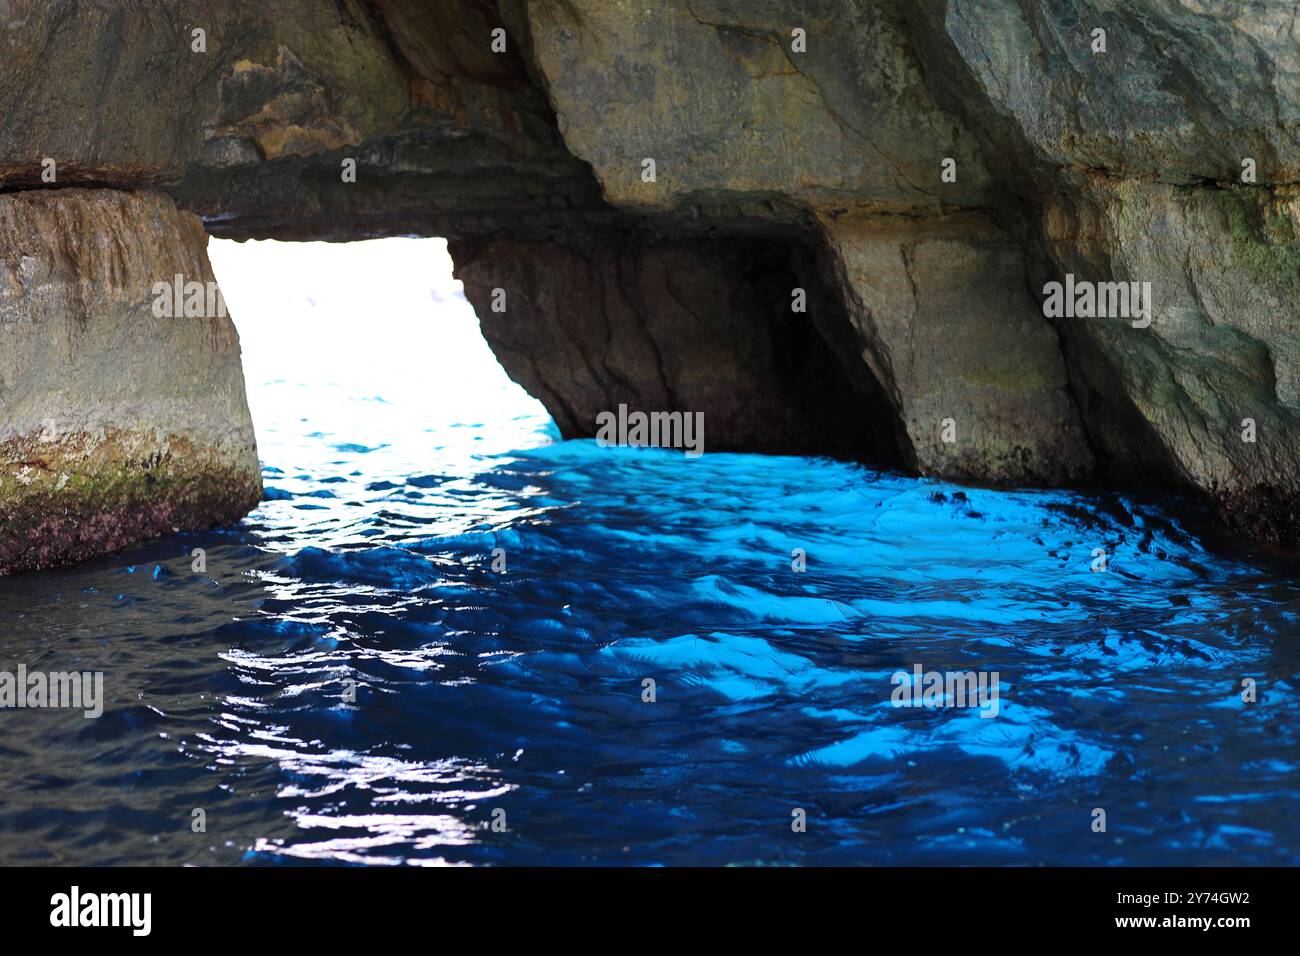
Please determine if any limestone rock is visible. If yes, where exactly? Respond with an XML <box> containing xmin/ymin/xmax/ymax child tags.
<box><xmin>0</xmin><ymin>0</ymin><xmax>592</xmax><ymax>241</ymax></box>
<box><xmin>0</xmin><ymin>189</ymin><xmax>261</xmax><ymax>574</ymax></box>
<box><xmin>3</xmin><ymin>0</ymin><xmax>1300</xmax><ymax>552</ymax></box>
<box><xmin>907</xmin><ymin>0</ymin><xmax>1300</xmax><ymax>184</ymax></box>
<box><xmin>819</xmin><ymin>211</ymin><xmax>1094</xmax><ymax>485</ymax></box>
<box><xmin>1044</xmin><ymin>176</ymin><xmax>1300</xmax><ymax>537</ymax></box>
<box><xmin>522</xmin><ymin>0</ymin><xmax>995</xmax><ymax>219</ymax></box>
<box><xmin>451</xmin><ymin>232</ymin><xmax>904</xmax><ymax>460</ymax></box>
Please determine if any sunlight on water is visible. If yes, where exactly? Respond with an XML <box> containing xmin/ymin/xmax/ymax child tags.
<box><xmin>0</xmin><ymin>237</ymin><xmax>1297</xmax><ymax>866</ymax></box>
<box><xmin>211</xmin><ymin>237</ymin><xmax>556</xmax><ymax>512</ymax></box>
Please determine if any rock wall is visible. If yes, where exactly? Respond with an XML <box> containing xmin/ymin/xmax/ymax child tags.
<box><xmin>516</xmin><ymin>0</ymin><xmax>997</xmax><ymax>216</ymax></box>
<box><xmin>503</xmin><ymin>0</ymin><xmax>1300</xmax><ymax>540</ymax></box>
<box><xmin>1044</xmin><ymin>176</ymin><xmax>1300</xmax><ymax>537</ymax></box>
<box><xmin>816</xmin><ymin>210</ymin><xmax>1093</xmax><ymax>485</ymax></box>
<box><xmin>904</xmin><ymin>0</ymin><xmax>1300</xmax><ymax>536</ymax></box>
<box><xmin>2</xmin><ymin>0</ymin><xmax>1300</xmax><ymax>567</ymax></box>
<box><xmin>452</xmin><ymin>230</ymin><xmax>906</xmax><ymax>460</ymax></box>
<box><xmin>0</xmin><ymin>189</ymin><xmax>260</xmax><ymax>573</ymax></box>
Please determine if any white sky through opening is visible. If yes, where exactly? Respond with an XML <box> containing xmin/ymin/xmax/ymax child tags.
<box><xmin>208</xmin><ymin>236</ymin><xmax>552</xmax><ymax>472</ymax></box>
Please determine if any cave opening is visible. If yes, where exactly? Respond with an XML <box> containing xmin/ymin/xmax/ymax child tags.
<box><xmin>207</xmin><ymin>236</ymin><xmax>557</xmax><ymax>519</ymax></box>
<box><xmin>211</xmin><ymin>230</ymin><xmax>907</xmax><ymax>481</ymax></box>
<box><xmin>448</xmin><ymin>228</ymin><xmax>909</xmax><ymax>467</ymax></box>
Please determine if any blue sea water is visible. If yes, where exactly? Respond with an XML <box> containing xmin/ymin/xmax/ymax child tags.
<box><xmin>1</xmin><ymin>238</ymin><xmax>1298</xmax><ymax>866</ymax></box>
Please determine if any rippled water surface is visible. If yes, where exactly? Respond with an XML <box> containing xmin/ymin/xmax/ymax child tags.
<box><xmin>2</xmin><ymin>238</ymin><xmax>1298</xmax><ymax>866</ymax></box>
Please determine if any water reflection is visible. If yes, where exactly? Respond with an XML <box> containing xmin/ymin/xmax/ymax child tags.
<box><xmin>0</xmin><ymin>238</ymin><xmax>1296</xmax><ymax>866</ymax></box>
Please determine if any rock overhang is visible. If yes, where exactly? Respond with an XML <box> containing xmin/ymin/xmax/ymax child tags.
<box><xmin>2</xmin><ymin>0</ymin><xmax>1299</xmax><ymax>571</ymax></box>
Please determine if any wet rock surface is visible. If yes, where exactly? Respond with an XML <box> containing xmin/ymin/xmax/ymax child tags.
<box><xmin>0</xmin><ymin>189</ymin><xmax>260</xmax><ymax>573</ymax></box>
<box><xmin>2</xmin><ymin>0</ymin><xmax>1300</xmax><ymax>558</ymax></box>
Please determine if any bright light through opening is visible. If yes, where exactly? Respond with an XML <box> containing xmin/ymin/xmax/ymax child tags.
<box><xmin>208</xmin><ymin>237</ymin><xmax>555</xmax><ymax>486</ymax></box>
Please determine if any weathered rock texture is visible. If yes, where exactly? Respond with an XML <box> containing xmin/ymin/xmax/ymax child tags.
<box><xmin>0</xmin><ymin>0</ymin><xmax>608</xmax><ymax>240</ymax></box>
<box><xmin>1044</xmin><ymin>176</ymin><xmax>1300</xmax><ymax>536</ymax></box>
<box><xmin>452</xmin><ymin>231</ymin><xmax>906</xmax><ymax>460</ymax></box>
<box><xmin>0</xmin><ymin>189</ymin><xmax>261</xmax><ymax>573</ymax></box>
<box><xmin>518</xmin><ymin>0</ymin><xmax>997</xmax><ymax>216</ymax></box>
<box><xmin>817</xmin><ymin>210</ymin><xmax>1093</xmax><ymax>485</ymax></box>
<box><xmin>3</xmin><ymin>0</ymin><xmax>1300</xmax><ymax>562</ymax></box>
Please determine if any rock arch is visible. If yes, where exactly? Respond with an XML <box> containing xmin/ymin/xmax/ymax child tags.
<box><xmin>3</xmin><ymin>0</ymin><xmax>1299</xmax><ymax>571</ymax></box>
